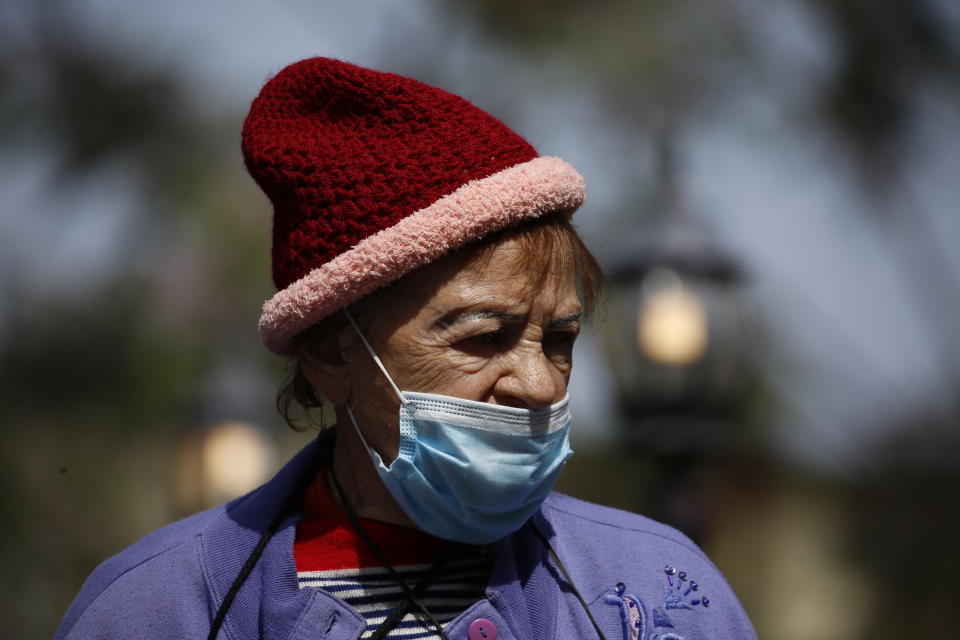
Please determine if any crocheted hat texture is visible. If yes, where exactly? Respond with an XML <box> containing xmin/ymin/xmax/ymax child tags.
<box><xmin>243</xmin><ymin>57</ymin><xmax>586</xmax><ymax>355</ymax></box>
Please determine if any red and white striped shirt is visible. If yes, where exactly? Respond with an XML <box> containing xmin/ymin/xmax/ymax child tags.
<box><xmin>294</xmin><ymin>476</ymin><xmax>491</xmax><ymax>638</ymax></box>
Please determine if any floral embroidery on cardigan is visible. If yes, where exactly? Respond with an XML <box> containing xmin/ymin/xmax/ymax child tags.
<box><xmin>603</xmin><ymin>566</ymin><xmax>713</xmax><ymax>640</ymax></box>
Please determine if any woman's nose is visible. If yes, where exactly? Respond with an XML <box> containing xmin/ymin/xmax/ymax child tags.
<box><xmin>493</xmin><ymin>347</ymin><xmax>563</xmax><ymax>409</ymax></box>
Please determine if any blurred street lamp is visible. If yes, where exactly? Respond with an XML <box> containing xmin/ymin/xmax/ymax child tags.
<box><xmin>637</xmin><ymin>267</ymin><xmax>709</xmax><ymax>367</ymax></box>
<box><xmin>602</xmin><ymin>135</ymin><xmax>747</xmax><ymax>539</ymax></box>
<box><xmin>173</xmin><ymin>420</ymin><xmax>277</xmax><ymax>513</ymax></box>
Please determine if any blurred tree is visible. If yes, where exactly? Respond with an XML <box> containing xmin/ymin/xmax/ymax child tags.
<box><xmin>815</xmin><ymin>0</ymin><xmax>960</xmax><ymax>181</ymax></box>
<box><xmin>814</xmin><ymin>1</ymin><xmax>960</xmax><ymax>389</ymax></box>
<box><xmin>0</xmin><ymin>0</ymin><xmax>272</xmax><ymax>425</ymax></box>
<box><xmin>1</xmin><ymin>1</ymin><xmax>206</xmax><ymax>190</ymax></box>
<box><xmin>442</xmin><ymin>0</ymin><xmax>753</xmax><ymax>127</ymax></box>
<box><xmin>0</xmin><ymin>3</ymin><xmax>274</xmax><ymax>637</ymax></box>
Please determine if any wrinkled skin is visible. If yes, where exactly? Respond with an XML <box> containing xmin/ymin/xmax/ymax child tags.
<box><xmin>301</xmin><ymin>236</ymin><xmax>581</xmax><ymax>528</ymax></box>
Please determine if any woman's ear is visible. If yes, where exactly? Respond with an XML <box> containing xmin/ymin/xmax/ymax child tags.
<box><xmin>299</xmin><ymin>336</ymin><xmax>351</xmax><ymax>406</ymax></box>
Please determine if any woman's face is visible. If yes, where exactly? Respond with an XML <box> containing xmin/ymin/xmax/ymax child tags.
<box><xmin>335</xmin><ymin>235</ymin><xmax>582</xmax><ymax>463</ymax></box>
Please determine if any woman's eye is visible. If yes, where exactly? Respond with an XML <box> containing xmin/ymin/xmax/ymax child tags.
<box><xmin>456</xmin><ymin>329</ymin><xmax>510</xmax><ymax>353</ymax></box>
<box><xmin>545</xmin><ymin>331</ymin><xmax>577</xmax><ymax>348</ymax></box>
<box><xmin>468</xmin><ymin>331</ymin><xmax>503</xmax><ymax>345</ymax></box>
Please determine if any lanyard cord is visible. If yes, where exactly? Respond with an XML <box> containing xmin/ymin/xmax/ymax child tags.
<box><xmin>367</xmin><ymin>558</ymin><xmax>450</xmax><ymax>640</ymax></box>
<box><xmin>207</xmin><ymin>462</ymin><xmax>317</xmax><ymax>640</ymax></box>
<box><xmin>531</xmin><ymin>521</ymin><xmax>608</xmax><ymax>640</ymax></box>
<box><xmin>329</xmin><ymin>468</ymin><xmax>451</xmax><ymax>640</ymax></box>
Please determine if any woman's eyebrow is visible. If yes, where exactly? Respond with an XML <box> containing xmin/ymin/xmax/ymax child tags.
<box><xmin>432</xmin><ymin>310</ymin><xmax>582</xmax><ymax>331</ymax></box>
<box><xmin>432</xmin><ymin>310</ymin><xmax>527</xmax><ymax>330</ymax></box>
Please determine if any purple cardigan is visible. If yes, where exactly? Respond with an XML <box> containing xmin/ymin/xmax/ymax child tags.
<box><xmin>55</xmin><ymin>440</ymin><xmax>755</xmax><ymax>640</ymax></box>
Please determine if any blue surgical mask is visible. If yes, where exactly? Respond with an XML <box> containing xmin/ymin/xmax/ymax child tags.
<box><xmin>343</xmin><ymin>310</ymin><xmax>574</xmax><ymax>544</ymax></box>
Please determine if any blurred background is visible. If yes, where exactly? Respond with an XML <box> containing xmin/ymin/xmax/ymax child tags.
<box><xmin>2</xmin><ymin>0</ymin><xmax>958</xmax><ymax>638</ymax></box>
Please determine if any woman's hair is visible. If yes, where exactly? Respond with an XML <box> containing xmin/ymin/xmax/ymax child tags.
<box><xmin>275</xmin><ymin>211</ymin><xmax>605</xmax><ymax>431</ymax></box>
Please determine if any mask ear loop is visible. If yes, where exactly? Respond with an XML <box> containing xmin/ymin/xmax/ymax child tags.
<box><xmin>344</xmin><ymin>404</ymin><xmax>376</xmax><ymax>455</ymax></box>
<box><xmin>343</xmin><ymin>308</ymin><xmax>409</xmax><ymax>406</ymax></box>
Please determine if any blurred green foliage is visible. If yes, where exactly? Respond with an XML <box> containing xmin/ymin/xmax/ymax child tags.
<box><xmin>0</xmin><ymin>7</ymin><xmax>279</xmax><ymax>637</ymax></box>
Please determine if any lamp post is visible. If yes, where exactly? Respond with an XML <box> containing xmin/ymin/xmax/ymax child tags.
<box><xmin>172</xmin><ymin>419</ymin><xmax>277</xmax><ymax>513</ymax></box>
<box><xmin>602</xmin><ymin>137</ymin><xmax>747</xmax><ymax>541</ymax></box>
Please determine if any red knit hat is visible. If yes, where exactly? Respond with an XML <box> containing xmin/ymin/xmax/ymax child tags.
<box><xmin>242</xmin><ymin>57</ymin><xmax>585</xmax><ymax>355</ymax></box>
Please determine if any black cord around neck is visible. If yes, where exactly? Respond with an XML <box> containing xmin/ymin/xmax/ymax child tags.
<box><xmin>206</xmin><ymin>433</ymin><xmax>335</xmax><ymax>640</ymax></box>
<box><xmin>329</xmin><ymin>467</ymin><xmax>451</xmax><ymax>640</ymax></box>
<box><xmin>532</xmin><ymin>521</ymin><xmax>608</xmax><ymax>640</ymax></box>
<box><xmin>207</xmin><ymin>471</ymin><xmax>315</xmax><ymax>640</ymax></box>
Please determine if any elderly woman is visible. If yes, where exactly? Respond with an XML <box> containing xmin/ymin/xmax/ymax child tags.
<box><xmin>55</xmin><ymin>59</ymin><xmax>755</xmax><ymax>640</ymax></box>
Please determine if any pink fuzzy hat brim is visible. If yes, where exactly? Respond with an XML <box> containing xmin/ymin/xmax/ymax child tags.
<box><xmin>258</xmin><ymin>156</ymin><xmax>586</xmax><ymax>355</ymax></box>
